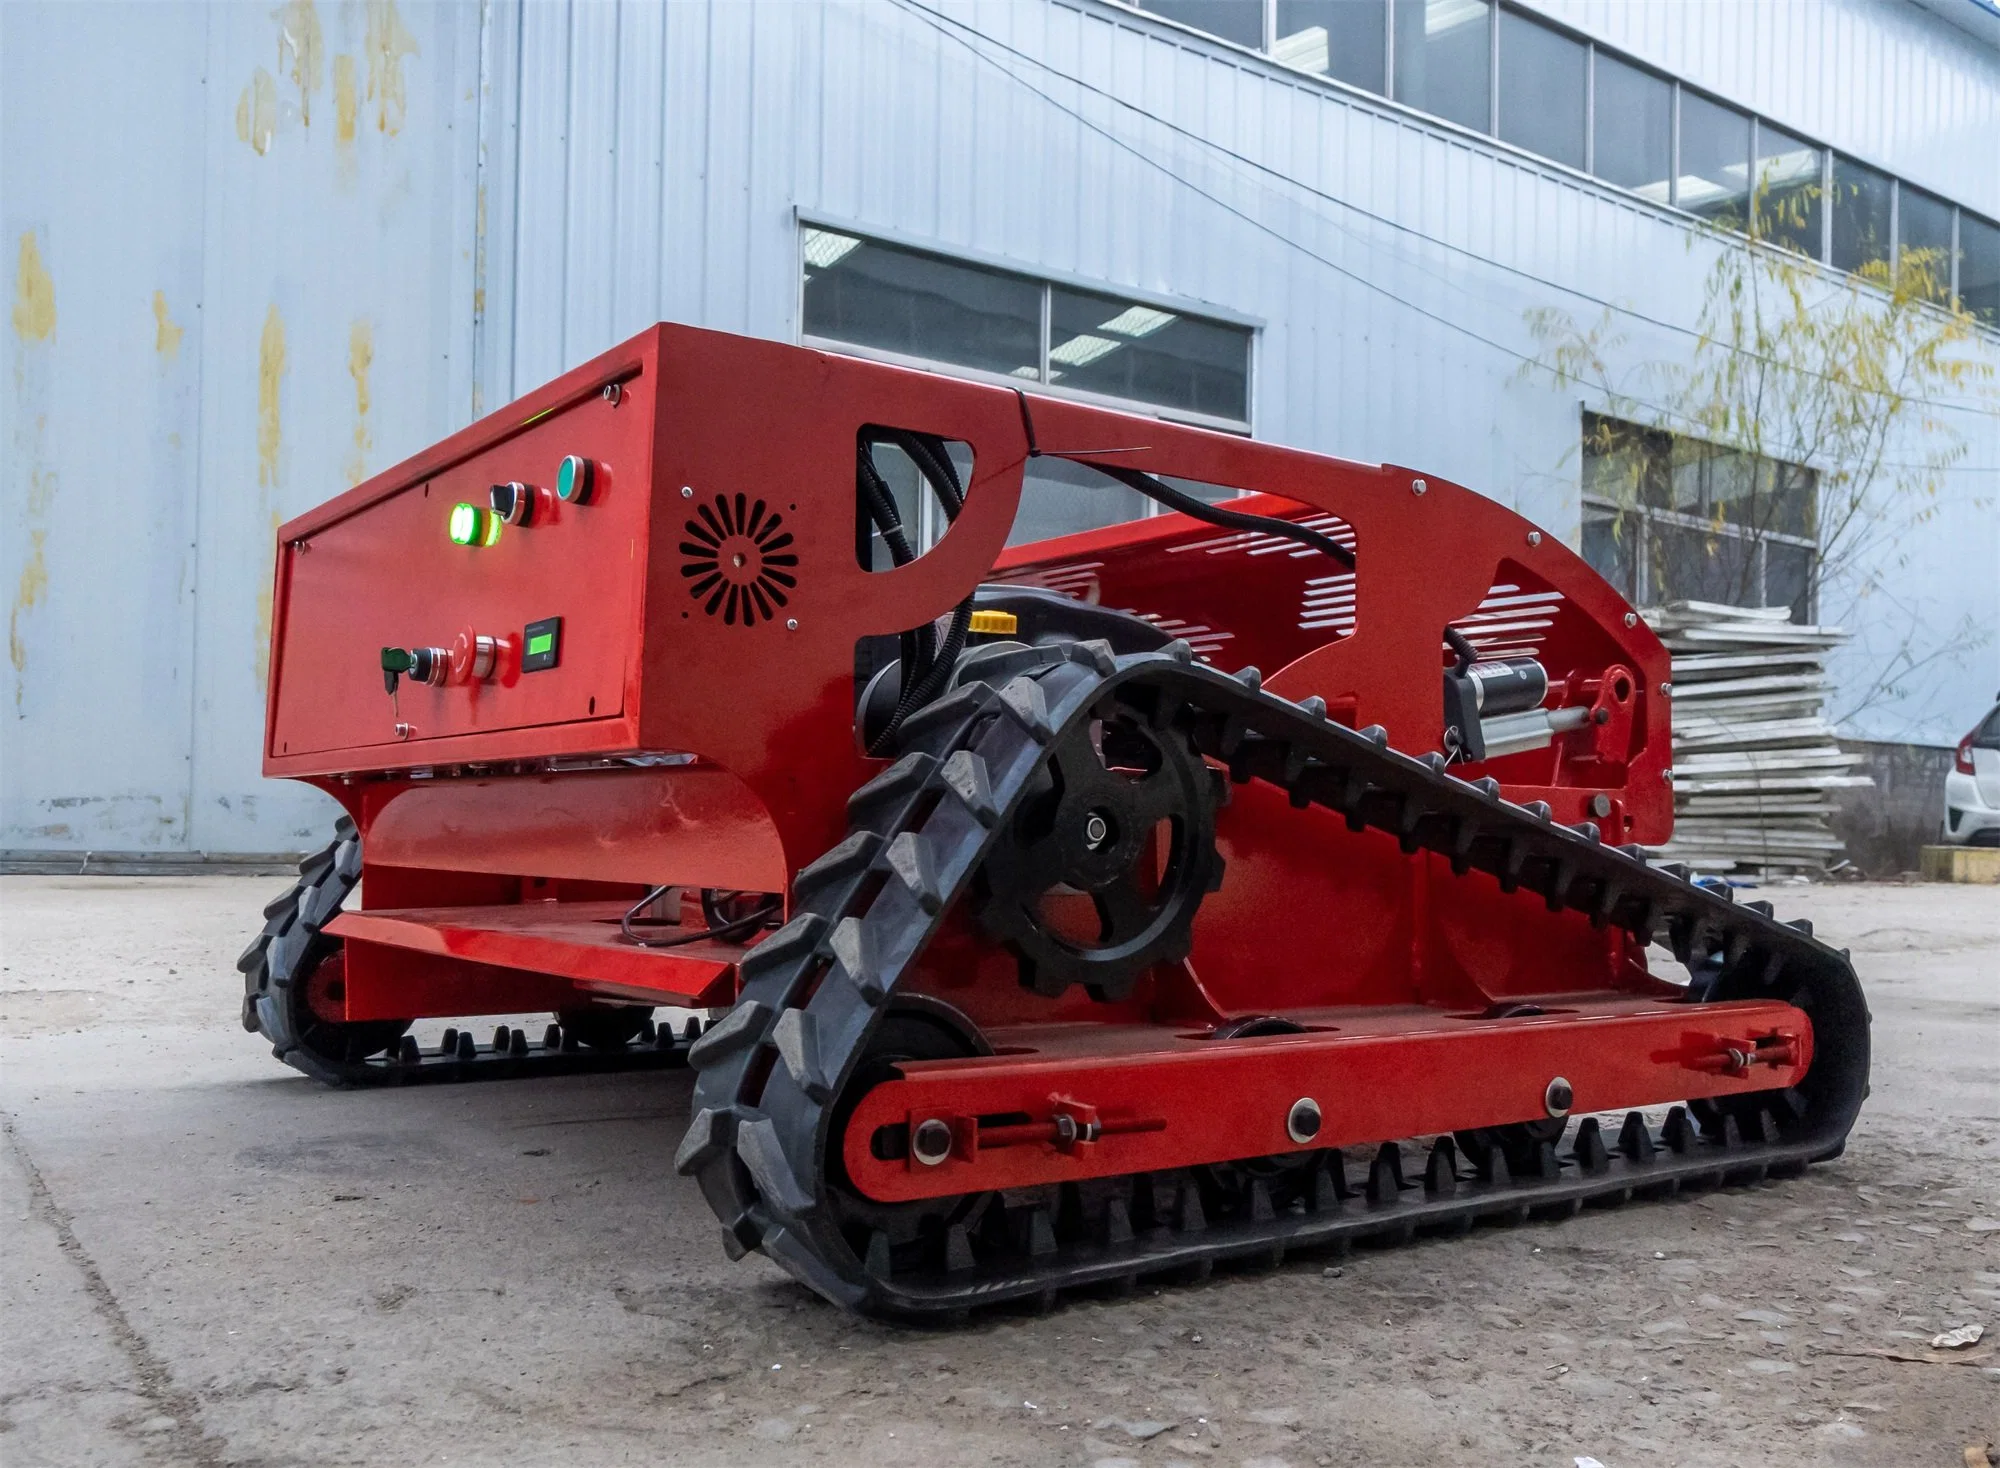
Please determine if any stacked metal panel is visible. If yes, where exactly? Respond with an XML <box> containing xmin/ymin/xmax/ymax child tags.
<box><xmin>1643</xmin><ymin>601</ymin><xmax>1871</xmax><ymax>877</ymax></box>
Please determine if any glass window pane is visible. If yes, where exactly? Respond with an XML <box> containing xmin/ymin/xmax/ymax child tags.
<box><xmin>1676</xmin><ymin>92</ymin><xmax>1752</xmax><ymax>226</ymax></box>
<box><xmin>1898</xmin><ymin>186</ymin><xmax>1955</xmax><ymax>304</ymax></box>
<box><xmin>801</xmin><ymin>230</ymin><xmax>1041</xmax><ymax>378</ymax></box>
<box><xmin>1581</xmin><ymin>414</ymin><xmax>1669</xmax><ymax>508</ymax></box>
<box><xmin>1591</xmin><ymin>53</ymin><xmax>1671</xmax><ymax>202</ymax></box>
<box><xmin>1392</xmin><ymin>0</ymin><xmax>1492</xmax><ymax>133</ymax></box>
<box><xmin>1765</xmin><ymin>541</ymin><xmax>1814</xmax><ymax>624</ymax></box>
<box><xmin>1497</xmin><ymin>9</ymin><xmax>1584</xmax><ymax>169</ymax></box>
<box><xmin>1137</xmin><ymin>0</ymin><xmax>1265</xmax><ymax>48</ymax></box>
<box><xmin>1581</xmin><ymin>505</ymin><xmax>1636</xmax><ymax>601</ymax></box>
<box><xmin>1047</xmin><ymin>287</ymin><xmax>1251</xmax><ymax>423</ymax></box>
<box><xmin>1829</xmin><ymin>155</ymin><xmax>1893</xmax><ymax>274</ymax></box>
<box><xmin>1754</xmin><ymin>121</ymin><xmax>1822</xmax><ymax>257</ymax></box>
<box><xmin>1962</xmin><ymin>213</ymin><xmax>2000</xmax><ymax>325</ymax></box>
<box><xmin>1651</xmin><ymin>522</ymin><xmax>1757</xmax><ymax>608</ymax></box>
<box><xmin>1274</xmin><ymin>0</ymin><xmax>1386</xmax><ymax>93</ymax></box>
<box><xmin>1010</xmin><ymin>457</ymin><xmax>1148</xmax><ymax>547</ymax></box>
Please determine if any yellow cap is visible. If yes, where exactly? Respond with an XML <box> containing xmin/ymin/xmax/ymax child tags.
<box><xmin>968</xmin><ymin>609</ymin><xmax>1019</xmax><ymax>636</ymax></box>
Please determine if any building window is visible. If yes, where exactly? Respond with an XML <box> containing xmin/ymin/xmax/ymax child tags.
<box><xmin>1273</xmin><ymin>0</ymin><xmax>1385</xmax><ymax>93</ymax></box>
<box><xmin>1118</xmin><ymin>0</ymin><xmax>1999</xmax><ymax>334</ymax></box>
<box><xmin>1676</xmin><ymin>92</ymin><xmax>1752</xmax><ymax>224</ymax></box>
<box><xmin>1898</xmin><ymin>186</ymin><xmax>1955</xmax><ymax>305</ymax></box>
<box><xmin>1497</xmin><ymin>8</ymin><xmax>1584</xmax><ymax>170</ymax></box>
<box><xmin>1138</xmin><ymin>0</ymin><xmax>1265</xmax><ymax>48</ymax></box>
<box><xmin>800</xmin><ymin>229</ymin><xmax>1039</xmax><ymax>379</ymax></box>
<box><xmin>1392</xmin><ymin>0</ymin><xmax>1492</xmax><ymax>134</ymax></box>
<box><xmin>1580</xmin><ymin>413</ymin><xmax>1818</xmax><ymax>623</ymax></box>
<box><xmin>1753</xmin><ymin>122</ymin><xmax>1822</xmax><ymax>257</ymax></box>
<box><xmin>800</xmin><ymin>227</ymin><xmax>1254</xmax><ymax>430</ymax></box>
<box><xmin>1590</xmin><ymin>52</ymin><xmax>1672</xmax><ymax>203</ymax></box>
<box><xmin>1962</xmin><ymin>213</ymin><xmax>2000</xmax><ymax>326</ymax></box>
<box><xmin>1829</xmin><ymin>155</ymin><xmax>1894</xmax><ymax>274</ymax></box>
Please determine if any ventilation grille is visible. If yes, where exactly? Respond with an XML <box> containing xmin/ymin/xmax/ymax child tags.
<box><xmin>679</xmin><ymin>493</ymin><xmax>797</xmax><ymax>627</ymax></box>
<box><xmin>1167</xmin><ymin>511</ymin><xmax>1356</xmax><ymax>562</ymax></box>
<box><xmin>1449</xmin><ymin>583</ymin><xmax>1566</xmax><ymax>660</ymax></box>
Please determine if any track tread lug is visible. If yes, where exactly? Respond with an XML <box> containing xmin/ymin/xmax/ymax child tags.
<box><xmin>771</xmin><ymin>1008</ymin><xmax>832</xmax><ymax>1102</ymax></box>
<box><xmin>686</xmin><ymin>1001</ymin><xmax>773</xmax><ymax>1069</ymax></box>
<box><xmin>884</xmin><ymin>831</ymin><xmax>945</xmax><ymax>915</ymax></box>
<box><xmin>939</xmin><ymin>750</ymin><xmax>1001</xmax><ymax>827</ymax></box>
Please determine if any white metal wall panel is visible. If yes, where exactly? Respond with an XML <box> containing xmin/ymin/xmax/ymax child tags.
<box><xmin>5</xmin><ymin>0</ymin><xmax>1995</xmax><ymax>854</ymax></box>
<box><xmin>4</xmin><ymin>0</ymin><xmax>483</xmax><ymax>855</ymax></box>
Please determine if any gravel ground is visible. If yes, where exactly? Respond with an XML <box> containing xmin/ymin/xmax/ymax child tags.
<box><xmin>1</xmin><ymin>875</ymin><xmax>1995</xmax><ymax>1467</ymax></box>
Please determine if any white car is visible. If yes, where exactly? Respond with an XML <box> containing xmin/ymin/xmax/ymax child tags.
<box><xmin>1943</xmin><ymin>697</ymin><xmax>2000</xmax><ymax>846</ymax></box>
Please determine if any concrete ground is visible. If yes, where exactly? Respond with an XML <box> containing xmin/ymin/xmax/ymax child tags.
<box><xmin>1</xmin><ymin>876</ymin><xmax>1995</xmax><ymax>1468</ymax></box>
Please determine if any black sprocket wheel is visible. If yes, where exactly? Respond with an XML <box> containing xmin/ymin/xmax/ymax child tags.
<box><xmin>971</xmin><ymin>690</ymin><xmax>1222</xmax><ymax>1001</ymax></box>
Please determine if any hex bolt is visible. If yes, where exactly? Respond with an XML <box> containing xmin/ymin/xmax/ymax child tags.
<box><xmin>602</xmin><ymin>382</ymin><xmax>623</xmax><ymax>406</ymax></box>
<box><xmin>1589</xmin><ymin>793</ymin><xmax>1612</xmax><ymax>819</ymax></box>
<box><xmin>1544</xmin><ymin>1076</ymin><xmax>1574</xmax><ymax>1118</ymax></box>
<box><xmin>1411</xmin><ymin>478</ymin><xmax>1427</xmax><ymax>496</ymax></box>
<box><xmin>1623</xmin><ymin>611</ymin><xmax>1638</xmax><ymax>627</ymax></box>
<box><xmin>1659</xmin><ymin>682</ymin><xmax>1672</xmax><ymax>698</ymax></box>
<box><xmin>1662</xmin><ymin>767</ymin><xmax>1675</xmax><ymax>784</ymax></box>
<box><xmin>680</xmin><ymin>486</ymin><xmax>695</xmax><ymax>499</ymax></box>
<box><xmin>1526</xmin><ymin>530</ymin><xmax>1543</xmax><ymax>546</ymax></box>
<box><xmin>1083</xmin><ymin>811</ymin><xmax>1111</xmax><ymax>850</ymax></box>
<box><xmin>911</xmin><ymin>1118</ymin><xmax>954</xmax><ymax>1167</ymax></box>
<box><xmin>786</xmin><ymin>618</ymin><xmax>799</xmax><ymax>631</ymax></box>
<box><xmin>1287</xmin><ymin>1097</ymin><xmax>1323</xmax><ymax>1145</ymax></box>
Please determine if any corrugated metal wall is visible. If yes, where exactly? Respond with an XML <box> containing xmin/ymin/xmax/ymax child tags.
<box><xmin>5</xmin><ymin>0</ymin><xmax>1996</xmax><ymax>856</ymax></box>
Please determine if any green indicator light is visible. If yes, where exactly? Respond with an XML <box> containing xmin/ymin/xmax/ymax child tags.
<box><xmin>448</xmin><ymin>502</ymin><xmax>502</xmax><ymax>547</ymax></box>
<box><xmin>527</xmin><ymin>632</ymin><xmax>554</xmax><ymax>656</ymax></box>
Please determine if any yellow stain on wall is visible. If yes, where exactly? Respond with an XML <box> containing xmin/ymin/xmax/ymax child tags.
<box><xmin>253</xmin><ymin>512</ymin><xmax>281</xmax><ymax>687</ymax></box>
<box><xmin>236</xmin><ymin>67</ymin><xmax>278</xmax><ymax>155</ymax></box>
<box><xmin>258</xmin><ymin>303</ymin><xmax>287</xmax><ymax>490</ymax></box>
<box><xmin>152</xmin><ymin>290</ymin><xmax>184</xmax><ymax>360</ymax></box>
<box><xmin>274</xmin><ymin>0</ymin><xmax>324</xmax><ymax>126</ymax></box>
<box><xmin>26</xmin><ymin>465</ymin><xmax>56</xmax><ymax>518</ymax></box>
<box><xmin>13</xmin><ymin>231</ymin><xmax>55</xmax><ymax>341</ymax></box>
<box><xmin>365</xmin><ymin>0</ymin><xmax>420</xmax><ymax>136</ymax></box>
<box><xmin>345</xmin><ymin>318</ymin><xmax>374</xmax><ymax>486</ymax></box>
<box><xmin>333</xmin><ymin>53</ymin><xmax>358</xmax><ymax>147</ymax></box>
<box><xmin>9</xmin><ymin>529</ymin><xmax>48</xmax><ymax>687</ymax></box>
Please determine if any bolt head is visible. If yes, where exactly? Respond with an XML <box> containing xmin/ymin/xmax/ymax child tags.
<box><xmin>1589</xmin><ymin>793</ymin><xmax>1612</xmax><ymax>818</ymax></box>
<box><xmin>1287</xmin><ymin>1097</ymin><xmax>1323</xmax><ymax>1145</ymax></box>
<box><xmin>1544</xmin><ymin>1076</ymin><xmax>1573</xmax><ymax>1118</ymax></box>
<box><xmin>1623</xmin><ymin>611</ymin><xmax>1638</xmax><ymax>627</ymax></box>
<box><xmin>911</xmin><ymin>1118</ymin><xmax>953</xmax><ymax>1166</ymax></box>
<box><xmin>681</xmin><ymin>485</ymin><xmax>695</xmax><ymax>499</ymax></box>
<box><xmin>1411</xmin><ymin>478</ymin><xmax>1427</xmax><ymax>496</ymax></box>
<box><xmin>1659</xmin><ymin>682</ymin><xmax>1672</xmax><ymax>698</ymax></box>
<box><xmin>1526</xmin><ymin>530</ymin><xmax>1543</xmax><ymax>546</ymax></box>
<box><xmin>786</xmin><ymin>618</ymin><xmax>799</xmax><ymax>631</ymax></box>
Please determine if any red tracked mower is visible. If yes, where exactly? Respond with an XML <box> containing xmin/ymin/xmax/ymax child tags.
<box><xmin>243</xmin><ymin>324</ymin><xmax>1868</xmax><ymax>1317</ymax></box>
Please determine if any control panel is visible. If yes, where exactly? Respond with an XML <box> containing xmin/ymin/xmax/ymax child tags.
<box><xmin>266</xmin><ymin>372</ymin><xmax>652</xmax><ymax>765</ymax></box>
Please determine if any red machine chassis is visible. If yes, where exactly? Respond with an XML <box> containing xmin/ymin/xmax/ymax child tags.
<box><xmin>246</xmin><ymin>325</ymin><xmax>1862</xmax><ymax>1307</ymax></box>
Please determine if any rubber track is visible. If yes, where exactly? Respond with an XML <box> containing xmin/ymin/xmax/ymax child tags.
<box><xmin>240</xmin><ymin>817</ymin><xmax>697</xmax><ymax>1086</ymax></box>
<box><xmin>677</xmin><ymin>640</ymin><xmax>1871</xmax><ymax>1318</ymax></box>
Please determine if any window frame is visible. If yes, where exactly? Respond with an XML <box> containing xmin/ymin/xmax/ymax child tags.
<box><xmin>795</xmin><ymin>213</ymin><xmax>1260</xmax><ymax>436</ymax></box>
<box><xmin>1579</xmin><ymin>412</ymin><xmax>1820</xmax><ymax>620</ymax></box>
